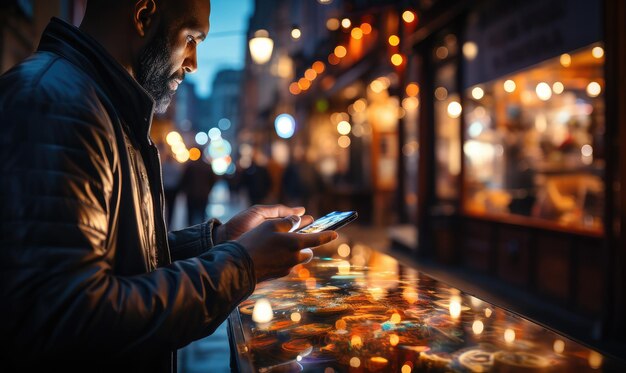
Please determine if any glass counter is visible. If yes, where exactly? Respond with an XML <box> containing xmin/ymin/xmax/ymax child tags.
<box><xmin>228</xmin><ymin>242</ymin><xmax>624</xmax><ymax>372</ymax></box>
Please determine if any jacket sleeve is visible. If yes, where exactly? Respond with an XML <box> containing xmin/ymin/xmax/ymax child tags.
<box><xmin>167</xmin><ymin>218</ymin><xmax>222</xmax><ymax>261</ymax></box>
<box><xmin>0</xmin><ymin>100</ymin><xmax>256</xmax><ymax>361</ymax></box>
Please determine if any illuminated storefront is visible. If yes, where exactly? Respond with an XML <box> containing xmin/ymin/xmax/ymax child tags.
<box><xmin>399</xmin><ymin>0</ymin><xmax>626</xmax><ymax>347</ymax></box>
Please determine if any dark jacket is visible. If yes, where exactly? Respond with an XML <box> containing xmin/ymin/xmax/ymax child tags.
<box><xmin>0</xmin><ymin>18</ymin><xmax>256</xmax><ymax>372</ymax></box>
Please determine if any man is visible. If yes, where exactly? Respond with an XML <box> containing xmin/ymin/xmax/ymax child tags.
<box><xmin>0</xmin><ymin>0</ymin><xmax>337</xmax><ymax>371</ymax></box>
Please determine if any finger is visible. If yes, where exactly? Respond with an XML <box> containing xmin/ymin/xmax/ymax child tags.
<box><xmin>288</xmin><ymin>215</ymin><xmax>313</xmax><ymax>232</ymax></box>
<box><xmin>255</xmin><ymin>204</ymin><xmax>305</xmax><ymax>219</ymax></box>
<box><xmin>288</xmin><ymin>215</ymin><xmax>303</xmax><ymax>232</ymax></box>
<box><xmin>286</xmin><ymin>230</ymin><xmax>338</xmax><ymax>249</ymax></box>
<box><xmin>273</xmin><ymin>215</ymin><xmax>302</xmax><ymax>232</ymax></box>
<box><xmin>299</xmin><ymin>215</ymin><xmax>314</xmax><ymax>228</ymax></box>
<box><xmin>298</xmin><ymin>248</ymin><xmax>314</xmax><ymax>264</ymax></box>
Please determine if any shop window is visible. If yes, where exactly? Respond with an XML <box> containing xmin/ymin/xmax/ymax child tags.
<box><xmin>463</xmin><ymin>44</ymin><xmax>605</xmax><ymax>232</ymax></box>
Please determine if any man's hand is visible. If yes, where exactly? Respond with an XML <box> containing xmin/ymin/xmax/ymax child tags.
<box><xmin>214</xmin><ymin>205</ymin><xmax>305</xmax><ymax>244</ymax></box>
<box><xmin>236</xmin><ymin>215</ymin><xmax>337</xmax><ymax>282</ymax></box>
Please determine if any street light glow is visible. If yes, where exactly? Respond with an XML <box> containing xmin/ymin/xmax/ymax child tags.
<box><xmin>249</xmin><ymin>29</ymin><xmax>274</xmax><ymax>64</ymax></box>
<box><xmin>195</xmin><ymin>132</ymin><xmax>208</xmax><ymax>145</ymax></box>
<box><xmin>275</xmin><ymin>114</ymin><xmax>296</xmax><ymax>139</ymax></box>
<box><xmin>291</xmin><ymin>27</ymin><xmax>301</xmax><ymax>40</ymax></box>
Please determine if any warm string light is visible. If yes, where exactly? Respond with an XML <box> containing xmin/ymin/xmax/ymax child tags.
<box><xmin>312</xmin><ymin>61</ymin><xmax>325</xmax><ymax>73</ymax></box>
<box><xmin>592</xmin><ymin>46</ymin><xmax>604</xmax><ymax>59</ymax></box>
<box><xmin>289</xmin><ymin>82</ymin><xmax>301</xmax><ymax>95</ymax></box>
<box><xmin>290</xmin><ymin>61</ymin><xmax>327</xmax><ymax>95</ymax></box>
<box><xmin>463</xmin><ymin>41</ymin><xmax>478</xmax><ymax>60</ymax></box>
<box><xmin>471</xmin><ymin>86</ymin><xmax>484</xmax><ymax>100</ymax></box>
<box><xmin>188</xmin><ymin>148</ymin><xmax>201</xmax><ymax>161</ymax></box>
<box><xmin>388</xmin><ymin>35</ymin><xmax>400</xmax><ymax>46</ymax></box>
<box><xmin>334</xmin><ymin>45</ymin><xmax>347</xmax><ymax>58</ymax></box>
<box><xmin>326</xmin><ymin>18</ymin><xmax>339</xmax><ymax>31</ymax></box>
<box><xmin>391</xmin><ymin>53</ymin><xmax>404</xmax><ymax>66</ymax></box>
<box><xmin>402</xmin><ymin>10</ymin><xmax>416</xmax><ymax>23</ymax></box>
<box><xmin>406</xmin><ymin>83</ymin><xmax>419</xmax><ymax>97</ymax></box>
<box><xmin>503</xmin><ymin>79</ymin><xmax>516</xmax><ymax>93</ymax></box>
<box><xmin>324</xmin><ymin>19</ymin><xmax>378</xmax><ymax>72</ymax></box>
<box><xmin>298</xmin><ymin>78</ymin><xmax>311</xmax><ymax>90</ymax></box>
<box><xmin>535</xmin><ymin>82</ymin><xmax>552</xmax><ymax>101</ymax></box>
<box><xmin>351</xmin><ymin>27</ymin><xmax>363</xmax><ymax>39</ymax></box>
<box><xmin>552</xmin><ymin>82</ymin><xmax>564</xmax><ymax>94</ymax></box>
<box><xmin>304</xmin><ymin>69</ymin><xmax>317</xmax><ymax>81</ymax></box>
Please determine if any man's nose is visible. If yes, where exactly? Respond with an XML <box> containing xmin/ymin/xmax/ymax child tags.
<box><xmin>183</xmin><ymin>47</ymin><xmax>198</xmax><ymax>74</ymax></box>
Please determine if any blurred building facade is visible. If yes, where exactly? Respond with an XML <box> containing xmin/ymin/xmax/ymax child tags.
<box><xmin>0</xmin><ymin>0</ymin><xmax>86</xmax><ymax>74</ymax></box>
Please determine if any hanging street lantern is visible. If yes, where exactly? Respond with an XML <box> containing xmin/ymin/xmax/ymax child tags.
<box><xmin>249</xmin><ymin>29</ymin><xmax>274</xmax><ymax>64</ymax></box>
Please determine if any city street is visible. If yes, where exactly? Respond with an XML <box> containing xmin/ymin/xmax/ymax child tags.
<box><xmin>173</xmin><ymin>181</ymin><xmax>240</xmax><ymax>373</ymax></box>
<box><xmin>1</xmin><ymin>0</ymin><xmax>625</xmax><ymax>371</ymax></box>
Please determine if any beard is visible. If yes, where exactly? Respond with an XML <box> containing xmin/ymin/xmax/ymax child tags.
<box><xmin>135</xmin><ymin>25</ymin><xmax>183</xmax><ymax>114</ymax></box>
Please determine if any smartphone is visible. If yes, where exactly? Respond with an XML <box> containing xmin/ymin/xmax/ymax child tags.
<box><xmin>296</xmin><ymin>211</ymin><xmax>358</xmax><ymax>234</ymax></box>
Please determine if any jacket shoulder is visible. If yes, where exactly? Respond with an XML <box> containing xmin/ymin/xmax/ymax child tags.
<box><xmin>0</xmin><ymin>51</ymin><xmax>107</xmax><ymax>115</ymax></box>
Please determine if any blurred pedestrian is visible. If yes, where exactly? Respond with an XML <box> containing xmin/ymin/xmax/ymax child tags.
<box><xmin>241</xmin><ymin>152</ymin><xmax>272</xmax><ymax>205</ymax></box>
<box><xmin>0</xmin><ymin>0</ymin><xmax>338</xmax><ymax>371</ymax></box>
<box><xmin>180</xmin><ymin>159</ymin><xmax>217</xmax><ymax>226</ymax></box>
<box><xmin>281</xmin><ymin>149</ymin><xmax>324</xmax><ymax>216</ymax></box>
<box><xmin>161</xmin><ymin>150</ymin><xmax>184</xmax><ymax>228</ymax></box>
<box><xmin>266</xmin><ymin>154</ymin><xmax>284</xmax><ymax>204</ymax></box>
<box><xmin>225</xmin><ymin>165</ymin><xmax>243</xmax><ymax>204</ymax></box>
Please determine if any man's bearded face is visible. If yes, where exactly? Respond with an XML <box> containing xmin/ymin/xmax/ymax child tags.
<box><xmin>135</xmin><ymin>24</ymin><xmax>183</xmax><ymax>114</ymax></box>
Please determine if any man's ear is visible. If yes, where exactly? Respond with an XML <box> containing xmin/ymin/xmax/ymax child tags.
<box><xmin>133</xmin><ymin>0</ymin><xmax>157</xmax><ymax>37</ymax></box>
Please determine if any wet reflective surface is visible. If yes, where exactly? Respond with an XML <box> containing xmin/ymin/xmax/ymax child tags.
<box><xmin>229</xmin><ymin>244</ymin><xmax>625</xmax><ymax>372</ymax></box>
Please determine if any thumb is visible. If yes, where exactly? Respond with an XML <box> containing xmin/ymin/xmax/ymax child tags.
<box><xmin>298</xmin><ymin>248</ymin><xmax>314</xmax><ymax>264</ymax></box>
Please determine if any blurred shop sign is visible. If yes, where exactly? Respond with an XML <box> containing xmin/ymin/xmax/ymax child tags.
<box><xmin>463</xmin><ymin>0</ymin><xmax>600</xmax><ymax>88</ymax></box>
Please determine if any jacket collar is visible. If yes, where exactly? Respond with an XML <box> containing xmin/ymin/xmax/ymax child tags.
<box><xmin>37</xmin><ymin>17</ymin><xmax>155</xmax><ymax>145</ymax></box>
